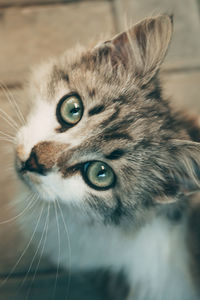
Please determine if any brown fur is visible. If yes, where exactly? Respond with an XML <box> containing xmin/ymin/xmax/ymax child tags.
<box><xmin>14</xmin><ymin>15</ymin><xmax>200</xmax><ymax>298</ymax></box>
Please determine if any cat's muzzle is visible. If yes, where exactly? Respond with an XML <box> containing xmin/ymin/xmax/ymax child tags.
<box><xmin>15</xmin><ymin>148</ymin><xmax>47</xmax><ymax>176</ymax></box>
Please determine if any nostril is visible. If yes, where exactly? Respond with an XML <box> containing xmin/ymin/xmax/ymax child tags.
<box><xmin>26</xmin><ymin>152</ymin><xmax>38</xmax><ymax>170</ymax></box>
<box><xmin>21</xmin><ymin>150</ymin><xmax>47</xmax><ymax>175</ymax></box>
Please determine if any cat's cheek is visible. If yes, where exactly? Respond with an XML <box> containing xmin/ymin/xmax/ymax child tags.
<box><xmin>35</xmin><ymin>172</ymin><xmax>87</xmax><ymax>204</ymax></box>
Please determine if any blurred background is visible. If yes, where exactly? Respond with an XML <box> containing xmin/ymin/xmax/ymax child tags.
<box><xmin>0</xmin><ymin>0</ymin><xmax>200</xmax><ymax>299</ymax></box>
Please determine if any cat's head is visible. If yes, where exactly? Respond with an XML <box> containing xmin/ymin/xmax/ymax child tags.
<box><xmin>15</xmin><ymin>15</ymin><xmax>200</xmax><ymax>224</ymax></box>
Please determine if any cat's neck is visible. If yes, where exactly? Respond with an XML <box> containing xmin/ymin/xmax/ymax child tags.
<box><xmin>15</xmin><ymin>190</ymin><xmax>199</xmax><ymax>300</ymax></box>
<box><xmin>17</xmin><ymin>193</ymin><xmax>190</xmax><ymax>267</ymax></box>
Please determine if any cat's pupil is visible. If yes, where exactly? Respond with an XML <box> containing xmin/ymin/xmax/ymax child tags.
<box><xmin>70</xmin><ymin>107</ymin><xmax>80</xmax><ymax>115</ymax></box>
<box><xmin>97</xmin><ymin>168</ymin><xmax>106</xmax><ymax>178</ymax></box>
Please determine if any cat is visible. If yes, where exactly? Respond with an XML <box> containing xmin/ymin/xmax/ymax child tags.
<box><xmin>10</xmin><ymin>14</ymin><xmax>200</xmax><ymax>299</ymax></box>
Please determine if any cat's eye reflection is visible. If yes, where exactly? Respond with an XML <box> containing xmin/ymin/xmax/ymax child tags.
<box><xmin>57</xmin><ymin>93</ymin><xmax>83</xmax><ymax>127</ymax></box>
<box><xmin>82</xmin><ymin>161</ymin><xmax>116</xmax><ymax>190</ymax></box>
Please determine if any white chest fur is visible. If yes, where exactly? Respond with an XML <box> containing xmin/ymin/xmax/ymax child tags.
<box><xmin>19</xmin><ymin>202</ymin><xmax>198</xmax><ymax>300</ymax></box>
<box><xmin>125</xmin><ymin>217</ymin><xmax>197</xmax><ymax>300</ymax></box>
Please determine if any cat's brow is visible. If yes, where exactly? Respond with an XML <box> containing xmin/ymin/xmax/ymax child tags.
<box><xmin>103</xmin><ymin>132</ymin><xmax>132</xmax><ymax>141</ymax></box>
<box><xmin>88</xmin><ymin>105</ymin><xmax>105</xmax><ymax>116</ymax></box>
<box><xmin>105</xmin><ymin>149</ymin><xmax>125</xmax><ymax>160</ymax></box>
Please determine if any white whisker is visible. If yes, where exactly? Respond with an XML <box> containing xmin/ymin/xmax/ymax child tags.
<box><xmin>0</xmin><ymin>193</ymin><xmax>37</xmax><ymax>225</ymax></box>
<box><xmin>0</xmin><ymin>109</ymin><xmax>18</xmax><ymax>131</ymax></box>
<box><xmin>0</xmin><ymin>108</ymin><xmax>18</xmax><ymax>128</ymax></box>
<box><xmin>19</xmin><ymin>202</ymin><xmax>50</xmax><ymax>292</ymax></box>
<box><xmin>52</xmin><ymin>199</ymin><xmax>61</xmax><ymax>298</ymax></box>
<box><xmin>0</xmin><ymin>137</ymin><xmax>15</xmax><ymax>144</ymax></box>
<box><xmin>0</xmin><ymin>81</ymin><xmax>25</xmax><ymax>126</ymax></box>
<box><xmin>0</xmin><ymin>130</ymin><xmax>15</xmax><ymax>139</ymax></box>
<box><xmin>0</xmin><ymin>196</ymin><xmax>43</xmax><ymax>287</ymax></box>
<box><xmin>24</xmin><ymin>202</ymin><xmax>50</xmax><ymax>300</ymax></box>
<box><xmin>56</xmin><ymin>199</ymin><xmax>72</xmax><ymax>299</ymax></box>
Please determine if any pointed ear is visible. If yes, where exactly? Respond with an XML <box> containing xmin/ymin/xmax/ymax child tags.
<box><xmin>95</xmin><ymin>15</ymin><xmax>173</xmax><ymax>83</ymax></box>
<box><xmin>170</xmin><ymin>140</ymin><xmax>200</xmax><ymax>191</ymax></box>
<box><xmin>156</xmin><ymin>140</ymin><xmax>200</xmax><ymax>203</ymax></box>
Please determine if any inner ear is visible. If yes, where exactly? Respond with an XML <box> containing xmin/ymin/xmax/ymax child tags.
<box><xmin>94</xmin><ymin>15</ymin><xmax>173</xmax><ymax>84</ymax></box>
<box><xmin>155</xmin><ymin>140</ymin><xmax>200</xmax><ymax>203</ymax></box>
<box><xmin>169</xmin><ymin>140</ymin><xmax>200</xmax><ymax>191</ymax></box>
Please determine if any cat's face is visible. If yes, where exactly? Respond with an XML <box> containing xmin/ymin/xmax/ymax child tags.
<box><xmin>15</xmin><ymin>15</ymin><xmax>200</xmax><ymax>224</ymax></box>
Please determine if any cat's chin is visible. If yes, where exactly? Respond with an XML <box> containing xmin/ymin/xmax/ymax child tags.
<box><xmin>15</xmin><ymin>161</ymin><xmax>55</xmax><ymax>203</ymax></box>
<box><xmin>16</xmin><ymin>170</ymin><xmax>54</xmax><ymax>203</ymax></box>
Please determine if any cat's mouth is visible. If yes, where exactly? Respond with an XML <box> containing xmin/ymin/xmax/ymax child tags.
<box><xmin>15</xmin><ymin>153</ymin><xmax>61</xmax><ymax>202</ymax></box>
<box><xmin>15</xmin><ymin>154</ymin><xmax>44</xmax><ymax>186</ymax></box>
<box><xmin>16</xmin><ymin>159</ymin><xmax>56</xmax><ymax>202</ymax></box>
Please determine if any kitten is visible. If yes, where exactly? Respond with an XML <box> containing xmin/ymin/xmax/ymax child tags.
<box><xmin>13</xmin><ymin>14</ymin><xmax>200</xmax><ymax>300</ymax></box>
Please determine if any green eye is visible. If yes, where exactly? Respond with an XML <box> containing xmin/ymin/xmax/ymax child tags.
<box><xmin>83</xmin><ymin>161</ymin><xmax>115</xmax><ymax>190</ymax></box>
<box><xmin>59</xmin><ymin>94</ymin><xmax>83</xmax><ymax>125</ymax></box>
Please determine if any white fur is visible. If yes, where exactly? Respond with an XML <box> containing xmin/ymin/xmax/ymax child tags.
<box><xmin>17</xmin><ymin>194</ymin><xmax>198</xmax><ymax>300</ymax></box>
<box><xmin>17</xmin><ymin>101</ymin><xmax>58</xmax><ymax>161</ymax></box>
<box><xmin>61</xmin><ymin>214</ymin><xmax>198</xmax><ymax>300</ymax></box>
<box><xmin>35</xmin><ymin>172</ymin><xmax>87</xmax><ymax>204</ymax></box>
<box><xmin>126</xmin><ymin>217</ymin><xmax>197</xmax><ymax>300</ymax></box>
